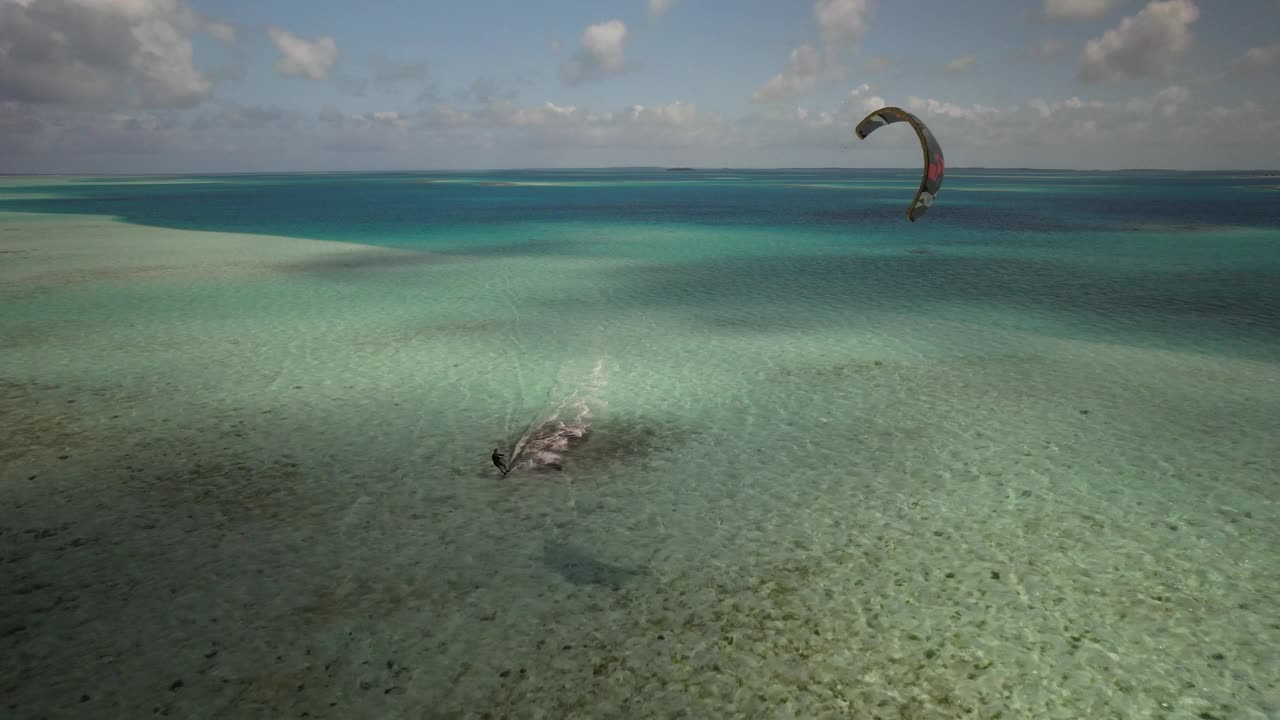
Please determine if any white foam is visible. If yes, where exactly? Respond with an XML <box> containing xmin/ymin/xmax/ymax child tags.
<box><xmin>511</xmin><ymin>356</ymin><xmax>607</xmax><ymax>472</ymax></box>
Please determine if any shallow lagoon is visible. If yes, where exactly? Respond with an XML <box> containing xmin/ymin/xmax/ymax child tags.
<box><xmin>2</xmin><ymin>170</ymin><xmax>1278</xmax><ymax>718</ymax></box>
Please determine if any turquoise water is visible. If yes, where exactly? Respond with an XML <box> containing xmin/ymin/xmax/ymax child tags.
<box><xmin>5</xmin><ymin>169</ymin><xmax>1279</xmax><ymax>363</ymax></box>
<box><xmin>1</xmin><ymin>170</ymin><xmax>1278</xmax><ymax>718</ymax></box>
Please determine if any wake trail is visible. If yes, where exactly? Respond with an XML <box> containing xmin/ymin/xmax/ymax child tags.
<box><xmin>510</xmin><ymin>355</ymin><xmax>608</xmax><ymax>473</ymax></box>
<box><xmin>494</xmin><ymin>261</ymin><xmax>534</xmax><ymax>442</ymax></box>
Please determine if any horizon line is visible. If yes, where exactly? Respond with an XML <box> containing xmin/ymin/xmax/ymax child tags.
<box><xmin>3</xmin><ymin>166</ymin><xmax>1278</xmax><ymax>177</ymax></box>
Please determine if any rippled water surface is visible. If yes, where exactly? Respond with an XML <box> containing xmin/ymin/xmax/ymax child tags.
<box><xmin>2</xmin><ymin>170</ymin><xmax>1278</xmax><ymax>719</ymax></box>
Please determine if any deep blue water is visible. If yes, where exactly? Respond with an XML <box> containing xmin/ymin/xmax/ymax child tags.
<box><xmin>3</xmin><ymin>169</ymin><xmax>1278</xmax><ymax>251</ymax></box>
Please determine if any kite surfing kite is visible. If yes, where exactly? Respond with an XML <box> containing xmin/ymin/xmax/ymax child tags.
<box><xmin>855</xmin><ymin>106</ymin><xmax>944</xmax><ymax>222</ymax></box>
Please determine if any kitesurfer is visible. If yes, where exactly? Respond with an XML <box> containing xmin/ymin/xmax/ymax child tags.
<box><xmin>491</xmin><ymin>448</ymin><xmax>509</xmax><ymax>475</ymax></box>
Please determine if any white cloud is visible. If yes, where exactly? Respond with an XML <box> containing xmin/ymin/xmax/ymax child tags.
<box><xmin>582</xmin><ymin>21</ymin><xmax>627</xmax><ymax>69</ymax></box>
<box><xmin>132</xmin><ymin>16</ymin><xmax>211</xmax><ymax>106</ymax></box>
<box><xmin>892</xmin><ymin>86</ymin><xmax>1200</xmax><ymax>155</ymax></box>
<box><xmin>455</xmin><ymin>77</ymin><xmax>507</xmax><ymax>105</ymax></box>
<box><xmin>370</xmin><ymin>56</ymin><xmax>428</xmax><ymax>87</ymax></box>
<box><xmin>189</xmin><ymin>102</ymin><xmax>304</xmax><ymax>132</ymax></box>
<box><xmin>1209</xmin><ymin>101</ymin><xmax>1259</xmax><ymax>121</ymax></box>
<box><xmin>418</xmin><ymin>103</ymin><xmax>476</xmax><ymax>130</ymax></box>
<box><xmin>561</xmin><ymin>19</ymin><xmax>629</xmax><ymax>85</ymax></box>
<box><xmin>1044</xmin><ymin>0</ymin><xmax>1124</xmax><ymax>21</ymax></box>
<box><xmin>649</xmin><ymin>0</ymin><xmax>677</xmax><ymax>18</ymax></box>
<box><xmin>1123</xmin><ymin>84</ymin><xmax>1189</xmax><ymax>117</ymax></box>
<box><xmin>268</xmin><ymin>27</ymin><xmax>339</xmax><ymax>80</ymax></box>
<box><xmin>864</xmin><ymin>55</ymin><xmax>890</xmax><ymax>74</ymax></box>
<box><xmin>436</xmin><ymin>98</ymin><xmax>730</xmax><ymax>149</ymax></box>
<box><xmin>1200</xmin><ymin>41</ymin><xmax>1280</xmax><ymax>85</ymax></box>
<box><xmin>814</xmin><ymin>0</ymin><xmax>873</xmax><ymax>46</ymax></box>
<box><xmin>1037</xmin><ymin>38</ymin><xmax>1068</xmax><ymax>59</ymax></box>
<box><xmin>0</xmin><ymin>0</ymin><xmax>218</xmax><ymax>109</ymax></box>
<box><xmin>745</xmin><ymin>83</ymin><xmax>895</xmax><ymax>150</ymax></box>
<box><xmin>753</xmin><ymin>1</ymin><xmax>874</xmax><ymax>106</ymax></box>
<box><xmin>906</xmin><ymin>96</ymin><xmax>1014</xmax><ymax>125</ymax></box>
<box><xmin>1080</xmin><ymin>0</ymin><xmax>1199</xmax><ymax>83</ymax></box>
<box><xmin>317</xmin><ymin>106</ymin><xmax>344</xmax><ymax>126</ymax></box>
<box><xmin>308</xmin><ymin>107</ymin><xmax>412</xmax><ymax>152</ymax></box>
<box><xmin>368</xmin><ymin>111</ymin><xmax>405</xmax><ymax>129</ymax></box>
<box><xmin>843</xmin><ymin>83</ymin><xmax>884</xmax><ymax>115</ymax></box>
<box><xmin>1242</xmin><ymin>43</ymin><xmax>1280</xmax><ymax>67</ymax></box>
<box><xmin>752</xmin><ymin>44</ymin><xmax>824</xmax><ymax>103</ymax></box>
<box><xmin>206</xmin><ymin>21</ymin><xmax>236</xmax><ymax>44</ymax></box>
<box><xmin>7</xmin><ymin>82</ymin><xmax>1280</xmax><ymax>172</ymax></box>
<box><xmin>406</xmin><ymin>93</ymin><xmax>734</xmax><ymax>151</ymax></box>
<box><xmin>945</xmin><ymin>56</ymin><xmax>976</xmax><ymax>73</ymax></box>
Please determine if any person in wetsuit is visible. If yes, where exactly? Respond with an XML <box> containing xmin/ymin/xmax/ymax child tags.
<box><xmin>491</xmin><ymin>448</ymin><xmax>509</xmax><ymax>475</ymax></box>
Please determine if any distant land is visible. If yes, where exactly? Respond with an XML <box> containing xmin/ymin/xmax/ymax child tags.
<box><xmin>2</xmin><ymin>167</ymin><xmax>1277</xmax><ymax>177</ymax></box>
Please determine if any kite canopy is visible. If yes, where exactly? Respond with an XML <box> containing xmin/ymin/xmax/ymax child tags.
<box><xmin>855</xmin><ymin>106</ymin><xmax>944</xmax><ymax>222</ymax></box>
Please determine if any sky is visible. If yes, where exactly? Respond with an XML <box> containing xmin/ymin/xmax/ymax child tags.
<box><xmin>1</xmin><ymin>0</ymin><xmax>1278</xmax><ymax>172</ymax></box>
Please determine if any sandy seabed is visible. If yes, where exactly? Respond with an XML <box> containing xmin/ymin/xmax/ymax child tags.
<box><xmin>1</xmin><ymin>211</ymin><xmax>1277</xmax><ymax>719</ymax></box>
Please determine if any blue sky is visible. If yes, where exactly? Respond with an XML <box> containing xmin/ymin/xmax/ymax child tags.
<box><xmin>2</xmin><ymin>0</ymin><xmax>1278</xmax><ymax>171</ymax></box>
